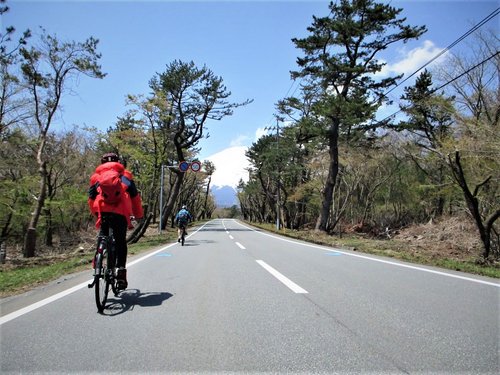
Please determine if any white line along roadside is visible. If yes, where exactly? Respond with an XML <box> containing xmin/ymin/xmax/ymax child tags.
<box><xmin>0</xmin><ymin>280</ymin><xmax>92</xmax><ymax>326</ymax></box>
<box><xmin>256</xmin><ymin>260</ymin><xmax>308</xmax><ymax>294</ymax></box>
<box><xmin>233</xmin><ymin>220</ymin><xmax>500</xmax><ymax>288</ymax></box>
<box><xmin>0</xmin><ymin>241</ymin><xmax>178</xmax><ymax>326</ymax></box>
<box><xmin>0</xmin><ymin>222</ymin><xmax>212</xmax><ymax>326</ymax></box>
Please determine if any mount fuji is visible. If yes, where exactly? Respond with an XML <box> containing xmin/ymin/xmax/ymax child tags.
<box><xmin>204</xmin><ymin>146</ymin><xmax>250</xmax><ymax>207</ymax></box>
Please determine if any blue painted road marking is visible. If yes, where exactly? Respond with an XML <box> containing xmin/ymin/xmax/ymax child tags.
<box><xmin>156</xmin><ymin>253</ymin><xmax>172</xmax><ymax>257</ymax></box>
<box><xmin>325</xmin><ymin>252</ymin><xmax>342</xmax><ymax>256</ymax></box>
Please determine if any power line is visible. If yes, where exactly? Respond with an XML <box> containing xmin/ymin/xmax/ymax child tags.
<box><xmin>383</xmin><ymin>7</ymin><xmax>500</xmax><ymax>97</ymax></box>
<box><xmin>372</xmin><ymin>50</ymin><xmax>500</xmax><ymax>127</ymax></box>
<box><xmin>432</xmin><ymin>50</ymin><xmax>499</xmax><ymax>92</ymax></box>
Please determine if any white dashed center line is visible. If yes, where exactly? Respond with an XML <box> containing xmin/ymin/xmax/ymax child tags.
<box><xmin>256</xmin><ymin>260</ymin><xmax>308</xmax><ymax>294</ymax></box>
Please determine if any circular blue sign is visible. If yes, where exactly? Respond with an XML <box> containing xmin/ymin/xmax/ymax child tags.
<box><xmin>179</xmin><ymin>161</ymin><xmax>190</xmax><ymax>172</ymax></box>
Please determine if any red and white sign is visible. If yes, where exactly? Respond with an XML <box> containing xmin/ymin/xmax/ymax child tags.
<box><xmin>190</xmin><ymin>161</ymin><xmax>201</xmax><ymax>172</ymax></box>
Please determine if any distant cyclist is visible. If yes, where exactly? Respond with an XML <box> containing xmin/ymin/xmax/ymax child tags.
<box><xmin>175</xmin><ymin>205</ymin><xmax>193</xmax><ymax>242</ymax></box>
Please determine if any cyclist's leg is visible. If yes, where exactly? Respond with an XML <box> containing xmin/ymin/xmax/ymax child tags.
<box><xmin>99</xmin><ymin>215</ymin><xmax>110</xmax><ymax>237</ymax></box>
<box><xmin>110</xmin><ymin>214</ymin><xmax>128</xmax><ymax>289</ymax></box>
<box><xmin>112</xmin><ymin>215</ymin><xmax>128</xmax><ymax>268</ymax></box>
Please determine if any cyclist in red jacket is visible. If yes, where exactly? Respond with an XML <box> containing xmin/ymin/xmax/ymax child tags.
<box><xmin>88</xmin><ymin>152</ymin><xmax>144</xmax><ymax>290</ymax></box>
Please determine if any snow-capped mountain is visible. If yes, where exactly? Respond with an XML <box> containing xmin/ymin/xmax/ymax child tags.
<box><xmin>204</xmin><ymin>146</ymin><xmax>250</xmax><ymax>207</ymax></box>
<box><xmin>211</xmin><ymin>185</ymin><xmax>238</xmax><ymax>207</ymax></box>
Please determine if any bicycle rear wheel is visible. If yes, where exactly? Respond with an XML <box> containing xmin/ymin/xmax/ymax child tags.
<box><xmin>94</xmin><ymin>252</ymin><xmax>110</xmax><ymax>313</ymax></box>
<box><xmin>181</xmin><ymin>229</ymin><xmax>185</xmax><ymax>246</ymax></box>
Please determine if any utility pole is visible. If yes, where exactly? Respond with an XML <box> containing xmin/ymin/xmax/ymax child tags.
<box><xmin>159</xmin><ymin>164</ymin><xmax>165</xmax><ymax>234</ymax></box>
<box><xmin>264</xmin><ymin>119</ymin><xmax>281</xmax><ymax>231</ymax></box>
<box><xmin>276</xmin><ymin>119</ymin><xmax>281</xmax><ymax>231</ymax></box>
<box><xmin>264</xmin><ymin>118</ymin><xmax>282</xmax><ymax>230</ymax></box>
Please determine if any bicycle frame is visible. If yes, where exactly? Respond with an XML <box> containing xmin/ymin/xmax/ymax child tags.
<box><xmin>88</xmin><ymin>227</ymin><xmax>118</xmax><ymax>313</ymax></box>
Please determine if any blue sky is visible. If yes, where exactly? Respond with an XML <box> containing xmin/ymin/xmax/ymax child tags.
<box><xmin>3</xmin><ymin>0</ymin><xmax>499</xmax><ymax>186</ymax></box>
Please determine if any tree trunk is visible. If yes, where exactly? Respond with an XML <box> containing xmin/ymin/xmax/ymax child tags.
<box><xmin>23</xmin><ymin>228</ymin><xmax>37</xmax><ymax>258</ymax></box>
<box><xmin>44</xmin><ymin>208</ymin><xmax>53</xmax><ymax>247</ymax></box>
<box><xmin>316</xmin><ymin>121</ymin><xmax>339</xmax><ymax>232</ymax></box>
<box><xmin>127</xmin><ymin>212</ymin><xmax>153</xmax><ymax>244</ymax></box>
<box><xmin>203</xmin><ymin>175</ymin><xmax>212</xmax><ymax>219</ymax></box>
<box><xmin>448</xmin><ymin>151</ymin><xmax>496</xmax><ymax>259</ymax></box>
<box><xmin>23</xmin><ymin>160</ymin><xmax>48</xmax><ymax>257</ymax></box>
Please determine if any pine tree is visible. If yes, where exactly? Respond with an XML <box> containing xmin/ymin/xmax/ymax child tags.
<box><xmin>291</xmin><ymin>0</ymin><xmax>426</xmax><ymax>231</ymax></box>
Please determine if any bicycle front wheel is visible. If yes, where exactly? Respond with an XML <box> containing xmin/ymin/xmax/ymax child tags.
<box><xmin>94</xmin><ymin>253</ymin><xmax>110</xmax><ymax>313</ymax></box>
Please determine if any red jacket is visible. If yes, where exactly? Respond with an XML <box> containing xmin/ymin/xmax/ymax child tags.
<box><xmin>88</xmin><ymin>162</ymin><xmax>144</xmax><ymax>228</ymax></box>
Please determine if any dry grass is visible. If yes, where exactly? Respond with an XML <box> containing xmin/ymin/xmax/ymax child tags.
<box><xmin>0</xmin><ymin>225</ymin><xmax>177</xmax><ymax>297</ymax></box>
<box><xmin>394</xmin><ymin>216</ymin><xmax>481</xmax><ymax>259</ymax></box>
<box><xmin>250</xmin><ymin>216</ymin><xmax>499</xmax><ymax>278</ymax></box>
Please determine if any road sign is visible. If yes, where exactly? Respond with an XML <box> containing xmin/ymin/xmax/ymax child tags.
<box><xmin>190</xmin><ymin>161</ymin><xmax>201</xmax><ymax>172</ymax></box>
<box><xmin>179</xmin><ymin>161</ymin><xmax>190</xmax><ymax>172</ymax></box>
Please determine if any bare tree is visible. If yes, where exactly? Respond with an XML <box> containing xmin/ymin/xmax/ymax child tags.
<box><xmin>436</xmin><ymin>28</ymin><xmax>499</xmax><ymax>126</ymax></box>
<box><xmin>448</xmin><ymin>151</ymin><xmax>499</xmax><ymax>259</ymax></box>
<box><xmin>20</xmin><ymin>29</ymin><xmax>105</xmax><ymax>257</ymax></box>
<box><xmin>435</xmin><ymin>29</ymin><xmax>500</xmax><ymax>259</ymax></box>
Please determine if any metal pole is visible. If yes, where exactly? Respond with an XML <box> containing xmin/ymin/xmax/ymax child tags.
<box><xmin>159</xmin><ymin>164</ymin><xmax>164</xmax><ymax>234</ymax></box>
<box><xmin>0</xmin><ymin>242</ymin><xmax>5</xmax><ymax>264</ymax></box>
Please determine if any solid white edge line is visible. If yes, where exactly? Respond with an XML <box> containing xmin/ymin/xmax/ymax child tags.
<box><xmin>235</xmin><ymin>242</ymin><xmax>246</xmax><ymax>250</ymax></box>
<box><xmin>231</xmin><ymin>220</ymin><xmax>500</xmax><ymax>288</ymax></box>
<box><xmin>256</xmin><ymin>260</ymin><xmax>308</xmax><ymax>294</ymax></box>
<box><xmin>0</xmin><ymin>281</ymin><xmax>92</xmax><ymax>326</ymax></box>
<box><xmin>0</xmin><ymin>222</ymin><xmax>212</xmax><ymax>326</ymax></box>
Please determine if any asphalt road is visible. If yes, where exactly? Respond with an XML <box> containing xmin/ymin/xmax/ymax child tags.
<box><xmin>1</xmin><ymin>219</ymin><xmax>499</xmax><ymax>374</ymax></box>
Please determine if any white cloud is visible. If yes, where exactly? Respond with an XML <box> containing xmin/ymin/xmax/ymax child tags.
<box><xmin>204</xmin><ymin>146</ymin><xmax>250</xmax><ymax>188</ymax></box>
<box><xmin>255</xmin><ymin>127</ymin><xmax>269</xmax><ymax>140</ymax></box>
<box><xmin>230</xmin><ymin>134</ymin><xmax>250</xmax><ymax>147</ymax></box>
<box><xmin>379</xmin><ymin>40</ymin><xmax>448</xmax><ymax>77</ymax></box>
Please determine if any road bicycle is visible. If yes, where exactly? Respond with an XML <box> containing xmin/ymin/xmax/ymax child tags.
<box><xmin>88</xmin><ymin>227</ymin><xmax>120</xmax><ymax>313</ymax></box>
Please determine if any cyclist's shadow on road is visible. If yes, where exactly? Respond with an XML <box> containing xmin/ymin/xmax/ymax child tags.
<box><xmin>103</xmin><ymin>289</ymin><xmax>173</xmax><ymax>316</ymax></box>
